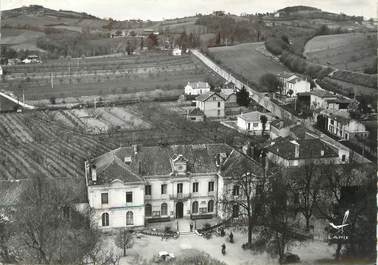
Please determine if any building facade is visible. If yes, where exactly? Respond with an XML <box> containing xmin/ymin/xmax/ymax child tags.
<box><xmin>277</xmin><ymin>72</ymin><xmax>311</xmax><ymax>96</ymax></box>
<box><xmin>85</xmin><ymin>144</ymin><xmax>262</xmax><ymax>230</ymax></box>
<box><xmin>184</xmin><ymin>81</ymin><xmax>211</xmax><ymax>96</ymax></box>
<box><xmin>195</xmin><ymin>92</ymin><xmax>226</xmax><ymax>118</ymax></box>
<box><xmin>237</xmin><ymin>111</ymin><xmax>275</xmax><ymax>135</ymax></box>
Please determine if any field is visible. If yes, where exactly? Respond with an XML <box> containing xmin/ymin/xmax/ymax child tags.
<box><xmin>2</xmin><ymin>54</ymin><xmax>221</xmax><ymax>102</ymax></box>
<box><xmin>1</xmin><ymin>28</ymin><xmax>46</xmax><ymax>52</ymax></box>
<box><xmin>208</xmin><ymin>42</ymin><xmax>289</xmax><ymax>88</ymax></box>
<box><xmin>0</xmin><ymin>103</ymin><xmax>261</xmax><ymax>181</ymax></box>
<box><xmin>304</xmin><ymin>32</ymin><xmax>377</xmax><ymax>72</ymax></box>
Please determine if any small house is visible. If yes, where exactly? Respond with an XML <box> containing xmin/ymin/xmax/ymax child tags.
<box><xmin>195</xmin><ymin>92</ymin><xmax>226</xmax><ymax>118</ymax></box>
<box><xmin>172</xmin><ymin>48</ymin><xmax>182</xmax><ymax>56</ymax></box>
<box><xmin>236</xmin><ymin>111</ymin><xmax>274</xmax><ymax>135</ymax></box>
<box><xmin>277</xmin><ymin>72</ymin><xmax>311</xmax><ymax>96</ymax></box>
<box><xmin>187</xmin><ymin>108</ymin><xmax>205</xmax><ymax>122</ymax></box>
<box><xmin>185</xmin><ymin>81</ymin><xmax>211</xmax><ymax>96</ymax></box>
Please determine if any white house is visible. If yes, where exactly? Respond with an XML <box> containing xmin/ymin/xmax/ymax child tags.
<box><xmin>277</xmin><ymin>72</ymin><xmax>311</xmax><ymax>96</ymax></box>
<box><xmin>0</xmin><ymin>66</ymin><xmax>3</xmax><ymax>76</ymax></box>
<box><xmin>322</xmin><ymin>110</ymin><xmax>369</xmax><ymax>140</ymax></box>
<box><xmin>172</xmin><ymin>48</ymin><xmax>182</xmax><ymax>56</ymax></box>
<box><xmin>237</xmin><ymin>111</ymin><xmax>275</xmax><ymax>135</ymax></box>
<box><xmin>309</xmin><ymin>89</ymin><xmax>338</xmax><ymax>110</ymax></box>
<box><xmin>184</xmin><ymin>81</ymin><xmax>211</xmax><ymax>96</ymax></box>
<box><xmin>195</xmin><ymin>91</ymin><xmax>226</xmax><ymax>118</ymax></box>
<box><xmin>85</xmin><ymin>143</ymin><xmax>264</xmax><ymax>230</ymax></box>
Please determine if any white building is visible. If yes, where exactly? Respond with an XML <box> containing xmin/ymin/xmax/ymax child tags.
<box><xmin>237</xmin><ymin>111</ymin><xmax>275</xmax><ymax>135</ymax></box>
<box><xmin>184</xmin><ymin>81</ymin><xmax>211</xmax><ymax>96</ymax></box>
<box><xmin>172</xmin><ymin>48</ymin><xmax>182</xmax><ymax>56</ymax></box>
<box><xmin>85</xmin><ymin>144</ymin><xmax>264</xmax><ymax>230</ymax></box>
<box><xmin>322</xmin><ymin>110</ymin><xmax>369</xmax><ymax>140</ymax></box>
<box><xmin>195</xmin><ymin>91</ymin><xmax>226</xmax><ymax>118</ymax></box>
<box><xmin>277</xmin><ymin>72</ymin><xmax>311</xmax><ymax>96</ymax></box>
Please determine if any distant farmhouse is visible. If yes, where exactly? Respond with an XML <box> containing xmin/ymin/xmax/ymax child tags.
<box><xmin>85</xmin><ymin>143</ymin><xmax>264</xmax><ymax>229</ymax></box>
<box><xmin>195</xmin><ymin>91</ymin><xmax>226</xmax><ymax>118</ymax></box>
<box><xmin>277</xmin><ymin>72</ymin><xmax>311</xmax><ymax>97</ymax></box>
<box><xmin>184</xmin><ymin>81</ymin><xmax>211</xmax><ymax>96</ymax></box>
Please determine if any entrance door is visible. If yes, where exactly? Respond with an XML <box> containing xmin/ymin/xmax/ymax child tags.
<box><xmin>176</xmin><ymin>202</ymin><xmax>184</xmax><ymax>218</ymax></box>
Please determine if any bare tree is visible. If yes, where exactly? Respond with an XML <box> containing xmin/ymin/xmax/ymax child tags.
<box><xmin>115</xmin><ymin>229</ymin><xmax>133</xmax><ymax>256</ymax></box>
<box><xmin>10</xmin><ymin>175</ymin><xmax>99</xmax><ymax>264</ymax></box>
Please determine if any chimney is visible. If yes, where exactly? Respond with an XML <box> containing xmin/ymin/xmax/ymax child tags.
<box><xmin>91</xmin><ymin>164</ymin><xmax>97</xmax><ymax>183</ymax></box>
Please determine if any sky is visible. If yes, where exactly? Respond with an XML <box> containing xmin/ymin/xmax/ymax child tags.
<box><xmin>2</xmin><ymin>0</ymin><xmax>377</xmax><ymax>20</ymax></box>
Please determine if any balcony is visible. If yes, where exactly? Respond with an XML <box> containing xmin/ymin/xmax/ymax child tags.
<box><xmin>169</xmin><ymin>193</ymin><xmax>191</xmax><ymax>201</ymax></box>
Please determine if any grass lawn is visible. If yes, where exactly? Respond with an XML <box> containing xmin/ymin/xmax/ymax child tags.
<box><xmin>209</xmin><ymin>42</ymin><xmax>289</xmax><ymax>86</ymax></box>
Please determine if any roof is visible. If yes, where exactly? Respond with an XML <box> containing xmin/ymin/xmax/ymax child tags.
<box><xmin>187</xmin><ymin>81</ymin><xmax>210</xmax><ymax>90</ymax></box>
<box><xmin>277</xmin><ymin>72</ymin><xmax>296</xmax><ymax>79</ymax></box>
<box><xmin>289</xmin><ymin>124</ymin><xmax>318</xmax><ymax>139</ymax></box>
<box><xmin>310</xmin><ymin>89</ymin><xmax>337</xmax><ymax>99</ymax></box>
<box><xmin>89</xmin><ymin>143</ymin><xmax>234</xmax><ymax>185</ymax></box>
<box><xmin>221</xmin><ymin>150</ymin><xmax>265</xmax><ymax>180</ymax></box>
<box><xmin>326</xmin><ymin>98</ymin><xmax>353</xmax><ymax>104</ymax></box>
<box><xmin>238</xmin><ymin>111</ymin><xmax>274</xmax><ymax>122</ymax></box>
<box><xmin>270</xmin><ymin>119</ymin><xmax>296</xmax><ymax>129</ymax></box>
<box><xmin>188</xmin><ymin>108</ymin><xmax>204</xmax><ymax>116</ymax></box>
<box><xmin>266</xmin><ymin>137</ymin><xmax>338</xmax><ymax>160</ymax></box>
<box><xmin>287</xmin><ymin>77</ymin><xmax>302</xmax><ymax>84</ymax></box>
<box><xmin>195</xmin><ymin>91</ymin><xmax>226</xmax><ymax>102</ymax></box>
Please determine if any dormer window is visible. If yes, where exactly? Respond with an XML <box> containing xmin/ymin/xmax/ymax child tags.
<box><xmin>171</xmin><ymin>154</ymin><xmax>187</xmax><ymax>174</ymax></box>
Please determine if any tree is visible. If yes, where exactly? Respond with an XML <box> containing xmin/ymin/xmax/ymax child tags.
<box><xmin>10</xmin><ymin>175</ymin><xmax>99</xmax><ymax>264</ymax></box>
<box><xmin>315</xmin><ymin>163</ymin><xmax>376</xmax><ymax>261</ymax></box>
<box><xmin>115</xmin><ymin>229</ymin><xmax>133</xmax><ymax>256</ymax></box>
<box><xmin>146</xmin><ymin>33</ymin><xmax>158</xmax><ymax>50</ymax></box>
<box><xmin>219</xmin><ymin>157</ymin><xmax>267</xmax><ymax>247</ymax></box>
<box><xmin>236</xmin><ymin>86</ymin><xmax>250</xmax><ymax>107</ymax></box>
<box><xmin>259</xmin><ymin>73</ymin><xmax>280</xmax><ymax>92</ymax></box>
<box><xmin>260</xmin><ymin>115</ymin><xmax>268</xmax><ymax>135</ymax></box>
<box><xmin>286</xmin><ymin>163</ymin><xmax>322</xmax><ymax>231</ymax></box>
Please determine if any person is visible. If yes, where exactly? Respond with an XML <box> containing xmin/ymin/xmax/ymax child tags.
<box><xmin>221</xmin><ymin>243</ymin><xmax>226</xmax><ymax>255</ymax></box>
<box><xmin>229</xmin><ymin>232</ymin><xmax>234</xmax><ymax>243</ymax></box>
<box><xmin>220</xmin><ymin>227</ymin><xmax>225</xmax><ymax>237</ymax></box>
<box><xmin>190</xmin><ymin>222</ymin><xmax>193</xmax><ymax>232</ymax></box>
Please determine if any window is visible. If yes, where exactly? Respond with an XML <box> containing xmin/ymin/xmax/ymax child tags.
<box><xmin>192</xmin><ymin>201</ymin><xmax>198</xmax><ymax>214</ymax></box>
<box><xmin>177</xmin><ymin>183</ymin><xmax>183</xmax><ymax>194</ymax></box>
<box><xmin>145</xmin><ymin>185</ymin><xmax>151</xmax><ymax>196</ymax></box>
<box><xmin>101</xmin><ymin>193</ymin><xmax>108</xmax><ymax>204</ymax></box>
<box><xmin>145</xmin><ymin>204</ymin><xmax>152</xmax><ymax>217</ymax></box>
<box><xmin>193</xmin><ymin>182</ymin><xmax>199</xmax><ymax>193</ymax></box>
<box><xmin>101</xmin><ymin>213</ymin><xmax>109</xmax><ymax>226</ymax></box>
<box><xmin>232</xmin><ymin>185</ymin><xmax>240</xmax><ymax>196</ymax></box>
<box><xmin>342</xmin><ymin>155</ymin><xmax>346</xmax><ymax>162</ymax></box>
<box><xmin>126</xmin><ymin>192</ymin><xmax>133</xmax><ymax>203</ymax></box>
<box><xmin>253</xmin><ymin>123</ymin><xmax>259</xmax><ymax>127</ymax></box>
<box><xmin>208</xmin><ymin>200</ymin><xmax>214</xmax><ymax>212</ymax></box>
<box><xmin>208</xmin><ymin>181</ymin><xmax>214</xmax><ymax>192</ymax></box>
<box><xmin>161</xmin><ymin>184</ymin><xmax>167</xmax><ymax>195</ymax></box>
<box><xmin>126</xmin><ymin>211</ymin><xmax>133</xmax><ymax>225</ymax></box>
<box><xmin>217</xmin><ymin>102</ymin><xmax>221</xmax><ymax>108</ymax></box>
<box><xmin>161</xmin><ymin>203</ymin><xmax>168</xmax><ymax>216</ymax></box>
<box><xmin>247</xmin><ymin>123</ymin><xmax>251</xmax><ymax>130</ymax></box>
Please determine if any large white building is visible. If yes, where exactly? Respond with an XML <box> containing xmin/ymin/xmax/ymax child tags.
<box><xmin>85</xmin><ymin>143</ymin><xmax>263</xmax><ymax>230</ymax></box>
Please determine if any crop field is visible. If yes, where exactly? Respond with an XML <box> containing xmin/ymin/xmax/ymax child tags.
<box><xmin>208</xmin><ymin>42</ymin><xmax>289</xmax><ymax>87</ymax></box>
<box><xmin>0</xmin><ymin>103</ymin><xmax>260</xmax><ymax>181</ymax></box>
<box><xmin>1</xmin><ymin>28</ymin><xmax>46</xmax><ymax>52</ymax></box>
<box><xmin>304</xmin><ymin>33</ymin><xmax>377</xmax><ymax>72</ymax></box>
<box><xmin>2</xmin><ymin>54</ymin><xmax>220</xmax><ymax>102</ymax></box>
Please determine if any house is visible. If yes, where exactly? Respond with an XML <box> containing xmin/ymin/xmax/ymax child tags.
<box><xmin>265</xmin><ymin>137</ymin><xmax>343</xmax><ymax>167</ymax></box>
<box><xmin>85</xmin><ymin>143</ymin><xmax>264</xmax><ymax>229</ymax></box>
<box><xmin>195</xmin><ymin>91</ymin><xmax>226</xmax><ymax>118</ymax></box>
<box><xmin>172</xmin><ymin>48</ymin><xmax>182</xmax><ymax>56</ymax></box>
<box><xmin>184</xmin><ymin>81</ymin><xmax>211</xmax><ymax>96</ymax></box>
<box><xmin>308</xmin><ymin>89</ymin><xmax>338</xmax><ymax>110</ymax></box>
<box><xmin>186</xmin><ymin>108</ymin><xmax>205</xmax><ymax>122</ymax></box>
<box><xmin>321</xmin><ymin>110</ymin><xmax>369</xmax><ymax>140</ymax></box>
<box><xmin>237</xmin><ymin>111</ymin><xmax>275</xmax><ymax>135</ymax></box>
<box><xmin>277</xmin><ymin>72</ymin><xmax>311</xmax><ymax>96</ymax></box>
<box><xmin>0</xmin><ymin>66</ymin><xmax>2</xmax><ymax>76</ymax></box>
<box><xmin>270</xmin><ymin>119</ymin><xmax>296</xmax><ymax>139</ymax></box>
<box><xmin>221</xmin><ymin>88</ymin><xmax>237</xmax><ymax>107</ymax></box>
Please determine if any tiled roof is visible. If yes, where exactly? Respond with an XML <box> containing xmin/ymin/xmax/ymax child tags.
<box><xmin>188</xmin><ymin>108</ymin><xmax>204</xmax><ymax>116</ymax></box>
<box><xmin>266</xmin><ymin>137</ymin><xmax>338</xmax><ymax>160</ymax></box>
<box><xmin>239</xmin><ymin>111</ymin><xmax>274</xmax><ymax>122</ymax></box>
<box><xmin>221</xmin><ymin>150</ymin><xmax>264</xmax><ymax>179</ymax></box>
<box><xmin>310</xmin><ymin>89</ymin><xmax>337</xmax><ymax>99</ymax></box>
<box><xmin>195</xmin><ymin>92</ymin><xmax>226</xmax><ymax>102</ymax></box>
<box><xmin>187</xmin><ymin>81</ymin><xmax>209</xmax><ymax>90</ymax></box>
<box><xmin>289</xmin><ymin>125</ymin><xmax>318</xmax><ymax>139</ymax></box>
<box><xmin>270</xmin><ymin>119</ymin><xmax>295</xmax><ymax>129</ymax></box>
<box><xmin>277</xmin><ymin>72</ymin><xmax>296</xmax><ymax>79</ymax></box>
<box><xmin>89</xmin><ymin>144</ymin><xmax>234</xmax><ymax>185</ymax></box>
